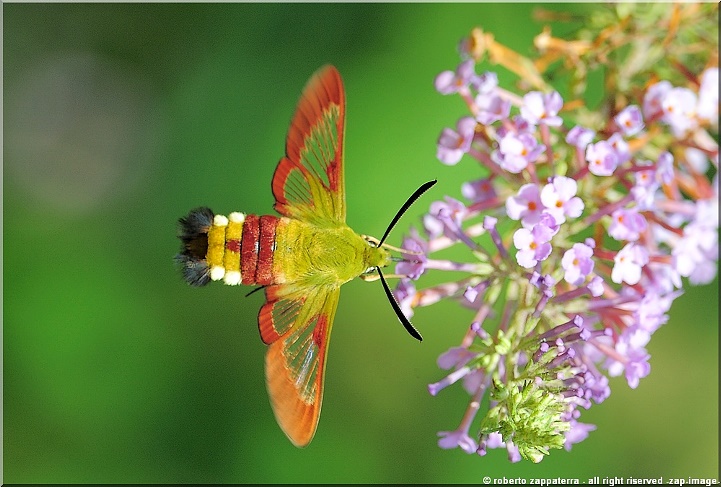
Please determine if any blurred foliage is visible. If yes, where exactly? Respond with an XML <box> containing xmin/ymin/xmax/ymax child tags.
<box><xmin>3</xmin><ymin>3</ymin><xmax>718</xmax><ymax>483</ymax></box>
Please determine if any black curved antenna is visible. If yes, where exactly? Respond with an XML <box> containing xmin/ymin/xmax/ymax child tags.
<box><xmin>378</xmin><ymin>267</ymin><xmax>423</xmax><ymax>341</ymax></box>
<box><xmin>378</xmin><ymin>180</ymin><xmax>437</xmax><ymax>247</ymax></box>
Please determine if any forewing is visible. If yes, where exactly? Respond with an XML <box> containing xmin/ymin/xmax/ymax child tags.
<box><xmin>272</xmin><ymin>65</ymin><xmax>346</xmax><ymax>224</ymax></box>
<box><xmin>259</xmin><ymin>283</ymin><xmax>340</xmax><ymax>446</ymax></box>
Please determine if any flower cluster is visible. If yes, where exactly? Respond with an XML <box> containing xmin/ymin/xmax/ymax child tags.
<box><xmin>395</xmin><ymin>6</ymin><xmax>718</xmax><ymax>463</ymax></box>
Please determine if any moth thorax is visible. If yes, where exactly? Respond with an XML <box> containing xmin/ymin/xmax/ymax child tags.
<box><xmin>206</xmin><ymin>212</ymin><xmax>246</xmax><ymax>286</ymax></box>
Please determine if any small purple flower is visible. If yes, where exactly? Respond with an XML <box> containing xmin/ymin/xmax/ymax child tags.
<box><xmin>464</xmin><ymin>285</ymin><xmax>479</xmax><ymax>303</ymax></box>
<box><xmin>634</xmin><ymin>291</ymin><xmax>676</xmax><ymax>335</ymax></box>
<box><xmin>475</xmin><ymin>93</ymin><xmax>511</xmax><ymax>125</ymax></box>
<box><xmin>494</xmin><ymin>132</ymin><xmax>544</xmax><ymax>173</ymax></box>
<box><xmin>465</xmin><ymin>284</ymin><xmax>488</xmax><ymax>307</ymax></box>
<box><xmin>608</xmin><ymin>208</ymin><xmax>648</xmax><ymax>241</ymax></box>
<box><xmin>586</xmin><ymin>140</ymin><xmax>619</xmax><ymax>176</ymax></box>
<box><xmin>513</xmin><ymin>219</ymin><xmax>556</xmax><ymax>268</ymax></box>
<box><xmin>623</xmin><ymin>351</ymin><xmax>651</xmax><ymax>389</ymax></box>
<box><xmin>564</xmin><ymin>421</ymin><xmax>597</xmax><ymax>451</ymax></box>
<box><xmin>437</xmin><ymin>116</ymin><xmax>477</xmax><ymax>165</ymax></box>
<box><xmin>435</xmin><ymin>59</ymin><xmax>477</xmax><ymax>95</ymax></box>
<box><xmin>505</xmin><ymin>441</ymin><xmax>522</xmax><ymax>463</ymax></box>
<box><xmin>672</xmin><ymin>204</ymin><xmax>719</xmax><ymax>284</ymax></box>
<box><xmin>611</xmin><ymin>243</ymin><xmax>649</xmax><ymax>285</ymax></box>
<box><xmin>424</xmin><ymin>197</ymin><xmax>468</xmax><ymax>239</ymax></box>
<box><xmin>662</xmin><ymin>87</ymin><xmax>698</xmax><ymax>135</ymax></box>
<box><xmin>631</xmin><ymin>162</ymin><xmax>659</xmax><ymax>209</ymax></box>
<box><xmin>566</xmin><ymin>125</ymin><xmax>595</xmax><ymax>149</ymax></box>
<box><xmin>537</xmin><ymin>212</ymin><xmax>560</xmax><ymax>236</ymax></box>
<box><xmin>540</xmin><ymin>176</ymin><xmax>584</xmax><ymax>224</ymax></box>
<box><xmin>614</xmin><ymin>105</ymin><xmax>644</xmax><ymax>136</ymax></box>
<box><xmin>472</xmin><ymin>71</ymin><xmax>499</xmax><ymax>94</ymax></box>
<box><xmin>485</xmin><ymin>432</ymin><xmax>505</xmax><ymax>450</ymax></box>
<box><xmin>646</xmin><ymin>262</ymin><xmax>683</xmax><ymax>294</ymax></box>
<box><xmin>688</xmin><ymin>255</ymin><xmax>718</xmax><ymax>285</ymax></box>
<box><xmin>631</xmin><ymin>186</ymin><xmax>657</xmax><ymax>211</ymax></box>
<box><xmin>506</xmin><ymin>183</ymin><xmax>544</xmax><ymax>228</ymax></box>
<box><xmin>672</xmin><ymin>234</ymin><xmax>703</xmax><ymax>278</ymax></box>
<box><xmin>561</xmin><ymin>242</ymin><xmax>595</xmax><ymax>285</ymax></box>
<box><xmin>461</xmin><ymin>178</ymin><xmax>496</xmax><ymax>203</ymax></box>
<box><xmin>497</xmin><ymin>115</ymin><xmax>534</xmax><ymax>137</ymax></box>
<box><xmin>606</xmin><ymin>336</ymin><xmax>651</xmax><ymax>389</ymax></box>
<box><xmin>587</xmin><ymin>275</ymin><xmax>604</xmax><ymax>297</ymax></box>
<box><xmin>396</xmin><ymin>228</ymin><xmax>428</xmax><ymax>280</ymax></box>
<box><xmin>643</xmin><ymin>80</ymin><xmax>672</xmax><ymax>119</ymax></box>
<box><xmin>607</xmin><ymin>132</ymin><xmax>631</xmax><ymax>165</ymax></box>
<box><xmin>634</xmin><ymin>161</ymin><xmax>656</xmax><ymax>186</ymax></box>
<box><xmin>623</xmin><ymin>326</ymin><xmax>652</xmax><ymax>349</ymax></box>
<box><xmin>521</xmin><ymin>91</ymin><xmax>563</xmax><ymax>126</ymax></box>
<box><xmin>438</xmin><ymin>429</ymin><xmax>478</xmax><ymax>454</ymax></box>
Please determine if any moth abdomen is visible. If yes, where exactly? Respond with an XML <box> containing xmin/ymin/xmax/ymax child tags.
<box><xmin>177</xmin><ymin>208</ymin><xmax>281</xmax><ymax>288</ymax></box>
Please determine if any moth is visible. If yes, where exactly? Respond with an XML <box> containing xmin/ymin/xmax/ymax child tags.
<box><xmin>176</xmin><ymin>65</ymin><xmax>435</xmax><ymax>446</ymax></box>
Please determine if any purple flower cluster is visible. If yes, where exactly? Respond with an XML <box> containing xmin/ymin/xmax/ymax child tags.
<box><xmin>397</xmin><ymin>50</ymin><xmax>718</xmax><ymax>462</ymax></box>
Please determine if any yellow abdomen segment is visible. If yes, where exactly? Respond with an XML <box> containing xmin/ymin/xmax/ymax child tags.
<box><xmin>206</xmin><ymin>212</ymin><xmax>245</xmax><ymax>285</ymax></box>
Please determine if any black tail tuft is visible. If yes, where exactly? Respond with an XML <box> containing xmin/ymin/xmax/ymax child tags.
<box><xmin>176</xmin><ymin>207</ymin><xmax>214</xmax><ymax>286</ymax></box>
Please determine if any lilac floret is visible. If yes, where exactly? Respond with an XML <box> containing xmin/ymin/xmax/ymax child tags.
<box><xmin>614</xmin><ymin>105</ymin><xmax>645</xmax><ymax>136</ymax></box>
<box><xmin>437</xmin><ymin>116</ymin><xmax>477</xmax><ymax>165</ymax></box>
<box><xmin>586</xmin><ymin>140</ymin><xmax>620</xmax><ymax>176</ymax></box>
<box><xmin>521</xmin><ymin>91</ymin><xmax>563</xmax><ymax>126</ymax></box>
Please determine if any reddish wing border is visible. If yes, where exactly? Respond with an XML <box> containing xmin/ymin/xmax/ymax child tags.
<box><xmin>271</xmin><ymin>65</ymin><xmax>346</xmax><ymax>223</ymax></box>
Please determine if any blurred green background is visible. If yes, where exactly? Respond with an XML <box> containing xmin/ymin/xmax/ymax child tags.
<box><xmin>3</xmin><ymin>3</ymin><xmax>718</xmax><ymax>484</ymax></box>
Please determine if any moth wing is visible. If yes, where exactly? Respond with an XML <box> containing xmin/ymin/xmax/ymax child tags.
<box><xmin>259</xmin><ymin>283</ymin><xmax>340</xmax><ymax>446</ymax></box>
<box><xmin>271</xmin><ymin>65</ymin><xmax>346</xmax><ymax>225</ymax></box>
